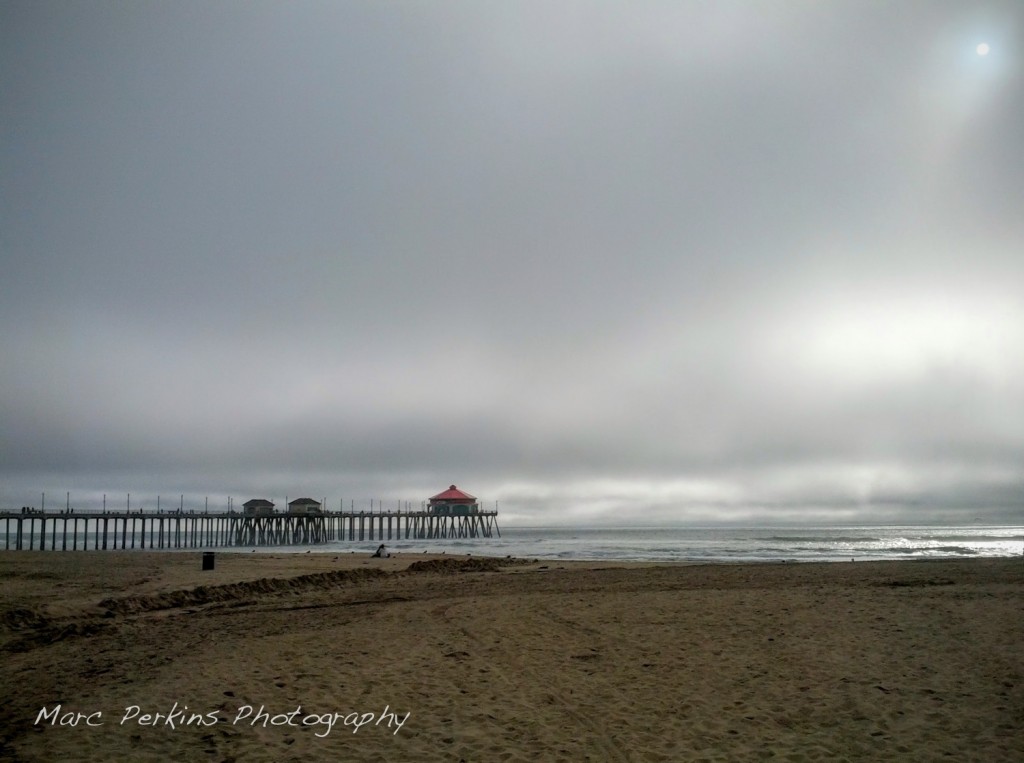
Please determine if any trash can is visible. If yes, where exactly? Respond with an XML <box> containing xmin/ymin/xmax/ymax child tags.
<box><xmin>202</xmin><ymin>552</ymin><xmax>215</xmax><ymax>571</ymax></box>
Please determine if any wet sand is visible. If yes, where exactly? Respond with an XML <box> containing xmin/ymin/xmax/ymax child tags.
<box><xmin>1</xmin><ymin>551</ymin><xmax>1022</xmax><ymax>762</ymax></box>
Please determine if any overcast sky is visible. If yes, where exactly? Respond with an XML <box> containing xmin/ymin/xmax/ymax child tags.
<box><xmin>2</xmin><ymin>1</ymin><xmax>1022</xmax><ymax>525</ymax></box>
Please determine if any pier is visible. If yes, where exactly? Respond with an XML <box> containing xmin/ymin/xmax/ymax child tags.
<box><xmin>0</xmin><ymin>509</ymin><xmax>500</xmax><ymax>551</ymax></box>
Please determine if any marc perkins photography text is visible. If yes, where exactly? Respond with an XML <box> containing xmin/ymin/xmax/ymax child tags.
<box><xmin>35</xmin><ymin>703</ymin><xmax>410</xmax><ymax>738</ymax></box>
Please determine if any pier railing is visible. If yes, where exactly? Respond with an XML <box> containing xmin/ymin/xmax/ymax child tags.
<box><xmin>0</xmin><ymin>510</ymin><xmax>500</xmax><ymax>551</ymax></box>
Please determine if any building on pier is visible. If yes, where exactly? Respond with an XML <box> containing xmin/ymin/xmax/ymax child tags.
<box><xmin>288</xmin><ymin>497</ymin><xmax>322</xmax><ymax>515</ymax></box>
<box><xmin>428</xmin><ymin>485</ymin><xmax>479</xmax><ymax>516</ymax></box>
<box><xmin>243</xmin><ymin>499</ymin><xmax>275</xmax><ymax>517</ymax></box>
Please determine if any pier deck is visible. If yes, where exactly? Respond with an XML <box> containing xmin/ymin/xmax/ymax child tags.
<box><xmin>0</xmin><ymin>510</ymin><xmax>500</xmax><ymax>551</ymax></box>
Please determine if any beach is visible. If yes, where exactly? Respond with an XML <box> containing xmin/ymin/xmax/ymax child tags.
<box><xmin>1</xmin><ymin>552</ymin><xmax>1021</xmax><ymax>762</ymax></box>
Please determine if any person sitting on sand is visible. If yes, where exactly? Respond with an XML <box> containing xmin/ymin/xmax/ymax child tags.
<box><xmin>372</xmin><ymin>544</ymin><xmax>390</xmax><ymax>558</ymax></box>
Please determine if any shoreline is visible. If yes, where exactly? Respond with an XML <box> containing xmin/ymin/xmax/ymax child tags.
<box><xmin>2</xmin><ymin>553</ymin><xmax>1022</xmax><ymax>761</ymax></box>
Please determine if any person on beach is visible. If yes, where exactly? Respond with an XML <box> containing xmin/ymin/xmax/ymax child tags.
<box><xmin>372</xmin><ymin>544</ymin><xmax>390</xmax><ymax>558</ymax></box>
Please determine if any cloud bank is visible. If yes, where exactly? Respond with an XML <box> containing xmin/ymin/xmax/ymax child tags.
<box><xmin>2</xmin><ymin>1</ymin><xmax>1022</xmax><ymax>524</ymax></box>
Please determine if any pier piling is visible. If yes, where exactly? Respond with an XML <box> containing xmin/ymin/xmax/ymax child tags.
<box><xmin>1</xmin><ymin>509</ymin><xmax>499</xmax><ymax>551</ymax></box>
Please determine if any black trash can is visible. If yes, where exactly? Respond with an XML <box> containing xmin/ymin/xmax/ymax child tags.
<box><xmin>202</xmin><ymin>552</ymin><xmax>215</xmax><ymax>571</ymax></box>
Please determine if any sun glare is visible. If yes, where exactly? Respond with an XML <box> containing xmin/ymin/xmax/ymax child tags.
<box><xmin>976</xmin><ymin>42</ymin><xmax>990</xmax><ymax>56</ymax></box>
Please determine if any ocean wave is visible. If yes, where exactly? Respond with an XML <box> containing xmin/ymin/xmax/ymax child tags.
<box><xmin>765</xmin><ymin>536</ymin><xmax>880</xmax><ymax>543</ymax></box>
<box><xmin>917</xmin><ymin>546</ymin><xmax>981</xmax><ymax>555</ymax></box>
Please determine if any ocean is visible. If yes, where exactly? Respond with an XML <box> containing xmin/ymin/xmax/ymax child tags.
<box><xmin>5</xmin><ymin>521</ymin><xmax>1022</xmax><ymax>563</ymax></box>
<box><xmin>369</xmin><ymin>525</ymin><xmax>1024</xmax><ymax>563</ymax></box>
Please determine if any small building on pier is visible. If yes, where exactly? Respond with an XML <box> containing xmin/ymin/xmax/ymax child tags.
<box><xmin>428</xmin><ymin>485</ymin><xmax>479</xmax><ymax>516</ymax></box>
<box><xmin>243</xmin><ymin>499</ymin><xmax>275</xmax><ymax>517</ymax></box>
<box><xmin>288</xmin><ymin>497</ymin><xmax>323</xmax><ymax>516</ymax></box>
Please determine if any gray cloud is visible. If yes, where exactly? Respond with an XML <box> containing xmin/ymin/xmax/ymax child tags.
<box><xmin>2</xmin><ymin>1</ymin><xmax>1023</xmax><ymax>523</ymax></box>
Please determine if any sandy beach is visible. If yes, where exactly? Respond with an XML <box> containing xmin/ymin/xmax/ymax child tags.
<box><xmin>1</xmin><ymin>551</ymin><xmax>1021</xmax><ymax>762</ymax></box>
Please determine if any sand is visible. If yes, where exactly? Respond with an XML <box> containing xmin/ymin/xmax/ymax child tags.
<box><xmin>1</xmin><ymin>550</ymin><xmax>1021</xmax><ymax>762</ymax></box>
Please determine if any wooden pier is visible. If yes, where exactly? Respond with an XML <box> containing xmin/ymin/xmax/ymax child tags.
<box><xmin>0</xmin><ymin>509</ymin><xmax>500</xmax><ymax>551</ymax></box>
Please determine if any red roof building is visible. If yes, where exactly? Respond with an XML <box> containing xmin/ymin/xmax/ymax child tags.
<box><xmin>428</xmin><ymin>485</ymin><xmax>479</xmax><ymax>515</ymax></box>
